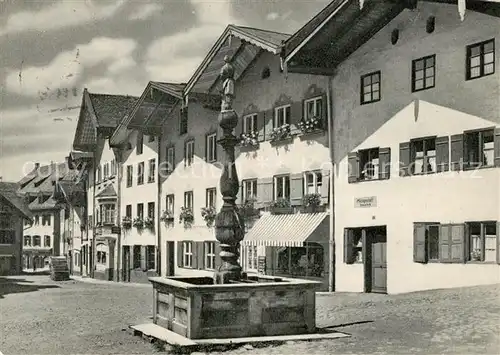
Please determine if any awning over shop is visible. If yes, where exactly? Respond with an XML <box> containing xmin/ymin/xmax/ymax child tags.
<box><xmin>243</xmin><ymin>212</ymin><xmax>328</xmax><ymax>247</ymax></box>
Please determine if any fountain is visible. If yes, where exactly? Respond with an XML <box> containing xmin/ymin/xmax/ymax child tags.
<box><xmin>133</xmin><ymin>57</ymin><xmax>345</xmax><ymax>347</ymax></box>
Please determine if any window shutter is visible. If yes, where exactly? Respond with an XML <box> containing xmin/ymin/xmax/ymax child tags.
<box><xmin>321</xmin><ymin>93</ymin><xmax>327</xmax><ymax>128</ymax></box>
<box><xmin>439</xmin><ymin>224</ymin><xmax>451</xmax><ymax>263</ymax></box>
<box><xmin>197</xmin><ymin>242</ymin><xmax>205</xmax><ymax>270</ymax></box>
<box><xmin>140</xmin><ymin>246</ymin><xmax>147</xmax><ymax>270</ymax></box>
<box><xmin>344</xmin><ymin>229</ymin><xmax>355</xmax><ymax>264</ymax></box>
<box><xmin>204</xmin><ymin>134</ymin><xmax>208</xmax><ymax>162</ymax></box>
<box><xmin>236</xmin><ymin>183</ymin><xmax>243</xmax><ymax>205</ymax></box>
<box><xmin>450</xmin><ymin>224</ymin><xmax>466</xmax><ymax>263</ymax></box>
<box><xmin>214</xmin><ymin>241</ymin><xmax>222</xmax><ymax>270</ymax></box>
<box><xmin>497</xmin><ymin>222</ymin><xmax>500</xmax><ymax>265</ymax></box>
<box><xmin>289</xmin><ymin>173</ymin><xmax>303</xmax><ymax>206</ymax></box>
<box><xmin>213</xmin><ymin>135</ymin><xmax>218</xmax><ymax>162</ymax></box>
<box><xmin>399</xmin><ymin>142</ymin><xmax>410</xmax><ymax>177</ymax></box>
<box><xmin>347</xmin><ymin>152</ymin><xmax>359</xmax><ymax>183</ymax></box>
<box><xmin>494</xmin><ymin>127</ymin><xmax>500</xmax><ymax>167</ymax></box>
<box><xmin>413</xmin><ymin>223</ymin><xmax>428</xmax><ymax>263</ymax></box>
<box><xmin>290</xmin><ymin>101</ymin><xmax>303</xmax><ymax>135</ymax></box>
<box><xmin>257</xmin><ymin>111</ymin><xmax>265</xmax><ymax>142</ymax></box>
<box><xmin>177</xmin><ymin>241</ymin><xmax>183</xmax><ymax>268</ymax></box>
<box><xmin>435</xmin><ymin>136</ymin><xmax>450</xmax><ymax>172</ymax></box>
<box><xmin>264</xmin><ymin>109</ymin><xmax>274</xmax><ymax>140</ymax></box>
<box><xmin>320</xmin><ymin>169</ymin><xmax>330</xmax><ymax>204</ymax></box>
<box><xmin>378</xmin><ymin>147</ymin><xmax>391</xmax><ymax>180</ymax></box>
<box><xmin>183</xmin><ymin>141</ymin><xmax>187</xmax><ymax>166</ymax></box>
<box><xmin>192</xmin><ymin>242</ymin><xmax>199</xmax><ymax>269</ymax></box>
<box><xmin>450</xmin><ymin>134</ymin><xmax>464</xmax><ymax>171</ymax></box>
<box><xmin>257</xmin><ymin>177</ymin><xmax>273</xmax><ymax>208</ymax></box>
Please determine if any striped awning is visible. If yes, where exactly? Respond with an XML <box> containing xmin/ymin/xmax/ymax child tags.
<box><xmin>243</xmin><ymin>212</ymin><xmax>328</xmax><ymax>247</ymax></box>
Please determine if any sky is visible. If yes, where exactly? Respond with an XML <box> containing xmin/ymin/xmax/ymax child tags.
<box><xmin>0</xmin><ymin>0</ymin><xmax>329</xmax><ymax>181</ymax></box>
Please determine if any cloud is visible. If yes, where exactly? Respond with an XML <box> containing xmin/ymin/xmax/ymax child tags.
<box><xmin>0</xmin><ymin>0</ymin><xmax>126</xmax><ymax>36</ymax></box>
<box><xmin>266</xmin><ymin>12</ymin><xmax>280</xmax><ymax>21</ymax></box>
<box><xmin>4</xmin><ymin>37</ymin><xmax>137</xmax><ymax>98</ymax></box>
<box><xmin>128</xmin><ymin>3</ymin><xmax>163</xmax><ymax>21</ymax></box>
<box><xmin>144</xmin><ymin>0</ymin><xmax>244</xmax><ymax>83</ymax></box>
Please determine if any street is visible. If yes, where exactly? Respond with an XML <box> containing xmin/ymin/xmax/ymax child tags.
<box><xmin>0</xmin><ymin>275</ymin><xmax>499</xmax><ymax>354</ymax></box>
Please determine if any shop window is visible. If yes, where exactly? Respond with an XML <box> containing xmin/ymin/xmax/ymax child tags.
<box><xmin>360</xmin><ymin>71</ymin><xmax>381</xmax><ymax>104</ymax></box>
<box><xmin>274</xmin><ymin>243</ymin><xmax>324</xmax><ymax>277</ymax></box>
<box><xmin>274</xmin><ymin>105</ymin><xmax>291</xmax><ymax>128</ymax></box>
<box><xmin>466</xmin><ymin>39</ymin><xmax>495</xmax><ymax>80</ymax></box>
<box><xmin>204</xmin><ymin>241</ymin><xmax>216</xmax><ymax>270</ymax></box>
<box><xmin>44</xmin><ymin>235</ymin><xmax>51</xmax><ymax>248</ymax></box>
<box><xmin>411</xmin><ymin>137</ymin><xmax>436</xmax><ymax>174</ymax></box>
<box><xmin>467</xmin><ymin>222</ymin><xmax>497</xmax><ymax>262</ymax></box>
<box><xmin>147</xmin><ymin>246</ymin><xmax>155</xmax><ymax>270</ymax></box>
<box><xmin>344</xmin><ymin>229</ymin><xmax>363</xmax><ymax>264</ymax></box>
<box><xmin>412</xmin><ymin>55</ymin><xmax>435</xmax><ymax>92</ymax></box>
<box><xmin>137</xmin><ymin>162</ymin><xmax>145</xmax><ymax>185</ymax></box>
<box><xmin>183</xmin><ymin>241</ymin><xmax>193</xmax><ymax>268</ymax></box>
<box><xmin>464</xmin><ymin>129</ymin><xmax>494</xmax><ymax>169</ymax></box>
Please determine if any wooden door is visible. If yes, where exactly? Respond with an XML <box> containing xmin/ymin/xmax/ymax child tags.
<box><xmin>371</xmin><ymin>233</ymin><xmax>387</xmax><ymax>293</ymax></box>
<box><xmin>166</xmin><ymin>242</ymin><xmax>175</xmax><ymax>276</ymax></box>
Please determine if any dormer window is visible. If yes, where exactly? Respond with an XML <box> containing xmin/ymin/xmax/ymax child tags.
<box><xmin>136</xmin><ymin>132</ymin><xmax>144</xmax><ymax>155</ymax></box>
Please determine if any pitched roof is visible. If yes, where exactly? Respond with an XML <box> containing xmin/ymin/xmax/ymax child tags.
<box><xmin>150</xmin><ymin>82</ymin><xmax>185</xmax><ymax>98</ymax></box>
<box><xmin>0</xmin><ymin>182</ymin><xmax>33</xmax><ymax>220</ymax></box>
<box><xmin>28</xmin><ymin>195</ymin><xmax>59</xmax><ymax>211</ymax></box>
<box><xmin>88</xmin><ymin>93</ymin><xmax>139</xmax><ymax>128</ymax></box>
<box><xmin>233</xmin><ymin>25</ymin><xmax>291</xmax><ymax>47</ymax></box>
<box><xmin>95</xmin><ymin>184</ymin><xmax>117</xmax><ymax>198</ymax></box>
<box><xmin>18</xmin><ymin>161</ymin><xmax>74</xmax><ymax>195</ymax></box>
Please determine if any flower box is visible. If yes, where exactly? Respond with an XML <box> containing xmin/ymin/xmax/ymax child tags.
<box><xmin>122</xmin><ymin>216</ymin><xmax>132</xmax><ymax>229</ymax></box>
<box><xmin>144</xmin><ymin>217</ymin><xmax>155</xmax><ymax>230</ymax></box>
<box><xmin>179</xmin><ymin>207</ymin><xmax>194</xmax><ymax>228</ymax></box>
<box><xmin>270</xmin><ymin>124</ymin><xmax>291</xmax><ymax>142</ymax></box>
<box><xmin>270</xmin><ymin>206</ymin><xmax>294</xmax><ymax>215</ymax></box>
<box><xmin>160</xmin><ymin>210</ymin><xmax>175</xmax><ymax>226</ymax></box>
<box><xmin>239</xmin><ymin>131</ymin><xmax>259</xmax><ymax>147</ymax></box>
<box><xmin>298</xmin><ymin>116</ymin><xmax>324</xmax><ymax>134</ymax></box>
<box><xmin>201</xmin><ymin>206</ymin><xmax>217</xmax><ymax>228</ymax></box>
<box><xmin>300</xmin><ymin>205</ymin><xmax>327</xmax><ymax>213</ymax></box>
<box><xmin>132</xmin><ymin>217</ymin><xmax>144</xmax><ymax>229</ymax></box>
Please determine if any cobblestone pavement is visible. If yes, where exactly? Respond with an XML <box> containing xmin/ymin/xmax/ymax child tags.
<box><xmin>0</xmin><ymin>275</ymin><xmax>499</xmax><ymax>355</ymax></box>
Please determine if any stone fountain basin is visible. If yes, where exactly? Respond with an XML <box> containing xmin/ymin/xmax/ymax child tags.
<box><xmin>149</xmin><ymin>275</ymin><xmax>321</xmax><ymax>340</ymax></box>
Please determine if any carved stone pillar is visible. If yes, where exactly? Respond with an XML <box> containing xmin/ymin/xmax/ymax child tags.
<box><xmin>214</xmin><ymin>56</ymin><xmax>245</xmax><ymax>284</ymax></box>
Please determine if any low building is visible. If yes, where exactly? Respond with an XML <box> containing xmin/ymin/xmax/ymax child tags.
<box><xmin>284</xmin><ymin>0</ymin><xmax>500</xmax><ymax>293</ymax></box>
<box><xmin>0</xmin><ymin>182</ymin><xmax>33</xmax><ymax>275</ymax></box>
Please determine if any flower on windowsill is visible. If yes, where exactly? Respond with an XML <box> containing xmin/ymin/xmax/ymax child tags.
<box><xmin>270</xmin><ymin>123</ymin><xmax>291</xmax><ymax>142</ymax></box>
<box><xmin>122</xmin><ymin>216</ymin><xmax>132</xmax><ymax>229</ymax></box>
<box><xmin>471</xmin><ymin>250</ymin><xmax>482</xmax><ymax>261</ymax></box>
<box><xmin>240</xmin><ymin>131</ymin><xmax>258</xmax><ymax>147</ymax></box>
<box><xmin>201</xmin><ymin>206</ymin><xmax>217</xmax><ymax>228</ymax></box>
<box><xmin>132</xmin><ymin>217</ymin><xmax>144</xmax><ymax>229</ymax></box>
<box><xmin>298</xmin><ymin>116</ymin><xmax>323</xmax><ymax>133</ymax></box>
<box><xmin>160</xmin><ymin>210</ymin><xmax>174</xmax><ymax>226</ymax></box>
<box><xmin>143</xmin><ymin>217</ymin><xmax>155</xmax><ymax>230</ymax></box>
<box><xmin>179</xmin><ymin>207</ymin><xmax>194</xmax><ymax>228</ymax></box>
<box><xmin>302</xmin><ymin>193</ymin><xmax>322</xmax><ymax>207</ymax></box>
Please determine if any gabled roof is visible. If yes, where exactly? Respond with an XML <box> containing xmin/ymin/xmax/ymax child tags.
<box><xmin>0</xmin><ymin>182</ymin><xmax>33</xmax><ymax>220</ymax></box>
<box><xmin>19</xmin><ymin>162</ymin><xmax>73</xmax><ymax>195</ymax></box>
<box><xmin>184</xmin><ymin>24</ymin><xmax>291</xmax><ymax>96</ymax></box>
<box><xmin>95</xmin><ymin>184</ymin><xmax>117</xmax><ymax>198</ymax></box>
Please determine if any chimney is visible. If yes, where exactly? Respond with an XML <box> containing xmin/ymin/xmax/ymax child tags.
<box><xmin>34</xmin><ymin>163</ymin><xmax>40</xmax><ymax>170</ymax></box>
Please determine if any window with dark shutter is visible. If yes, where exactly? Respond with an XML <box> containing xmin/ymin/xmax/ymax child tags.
<box><xmin>463</xmin><ymin>129</ymin><xmax>494</xmax><ymax>169</ymax></box>
<box><xmin>439</xmin><ymin>224</ymin><xmax>452</xmax><ymax>263</ymax></box>
<box><xmin>450</xmin><ymin>134</ymin><xmax>464</xmax><ymax>171</ymax></box>
<box><xmin>413</xmin><ymin>223</ymin><xmax>428</xmax><ymax>263</ymax></box>
<box><xmin>359</xmin><ymin>148</ymin><xmax>380</xmax><ymax>181</ymax></box>
<box><xmin>177</xmin><ymin>241</ymin><xmax>183</xmax><ymax>268</ymax></box>
<box><xmin>450</xmin><ymin>224</ymin><xmax>466</xmax><ymax>263</ymax></box>
<box><xmin>347</xmin><ymin>152</ymin><xmax>359</xmax><ymax>183</ymax></box>
<box><xmin>399</xmin><ymin>142</ymin><xmax>410</xmax><ymax>177</ymax></box>
<box><xmin>466</xmin><ymin>221</ymin><xmax>497</xmax><ymax>263</ymax></box>
<box><xmin>289</xmin><ymin>173</ymin><xmax>303</xmax><ymax>206</ymax></box>
<box><xmin>257</xmin><ymin>177</ymin><xmax>273</xmax><ymax>208</ymax></box>
<box><xmin>410</xmin><ymin>138</ymin><xmax>436</xmax><ymax>175</ymax></box>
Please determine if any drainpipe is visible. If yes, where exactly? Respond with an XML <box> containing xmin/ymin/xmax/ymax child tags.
<box><xmin>91</xmin><ymin>153</ymin><xmax>96</xmax><ymax>279</ymax></box>
<box><xmin>116</xmin><ymin>149</ymin><xmax>123</xmax><ymax>282</ymax></box>
<box><xmin>156</xmin><ymin>132</ymin><xmax>162</xmax><ymax>276</ymax></box>
<box><xmin>326</xmin><ymin>75</ymin><xmax>335</xmax><ymax>292</ymax></box>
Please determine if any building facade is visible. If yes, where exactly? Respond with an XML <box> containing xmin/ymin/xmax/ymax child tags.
<box><xmin>0</xmin><ymin>182</ymin><xmax>32</xmax><ymax>275</ymax></box>
<box><xmin>284</xmin><ymin>0</ymin><xmax>500</xmax><ymax>293</ymax></box>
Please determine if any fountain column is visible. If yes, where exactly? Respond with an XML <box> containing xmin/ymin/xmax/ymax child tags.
<box><xmin>214</xmin><ymin>56</ymin><xmax>245</xmax><ymax>284</ymax></box>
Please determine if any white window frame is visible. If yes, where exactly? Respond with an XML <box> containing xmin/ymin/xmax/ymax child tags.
<box><xmin>243</xmin><ymin>179</ymin><xmax>257</xmax><ymax>201</ymax></box>
<box><xmin>148</xmin><ymin>158</ymin><xmax>156</xmax><ymax>183</ymax></box>
<box><xmin>102</xmin><ymin>204</ymin><xmax>116</xmax><ymax>225</ymax></box>
<box><xmin>243</xmin><ymin>114</ymin><xmax>258</xmax><ymax>134</ymax></box>
<box><xmin>166</xmin><ymin>194</ymin><xmax>175</xmax><ymax>213</ymax></box>
<box><xmin>137</xmin><ymin>162</ymin><xmax>145</xmax><ymax>184</ymax></box>
<box><xmin>184</xmin><ymin>191</ymin><xmax>193</xmax><ymax>210</ymax></box>
<box><xmin>206</xmin><ymin>133</ymin><xmax>217</xmax><ymax>162</ymax></box>
<box><xmin>185</xmin><ymin>140</ymin><xmax>195</xmax><ymax>166</ymax></box>
<box><xmin>183</xmin><ymin>241</ymin><xmax>193</xmax><ymax>268</ymax></box>
<box><xmin>274</xmin><ymin>105</ymin><xmax>291</xmax><ymax>128</ymax></box>
<box><xmin>167</xmin><ymin>147</ymin><xmax>175</xmax><ymax>172</ymax></box>
<box><xmin>273</xmin><ymin>175</ymin><xmax>290</xmax><ymax>200</ymax></box>
<box><xmin>304</xmin><ymin>171</ymin><xmax>323</xmax><ymax>195</ymax></box>
<box><xmin>206</xmin><ymin>188</ymin><xmax>217</xmax><ymax>208</ymax></box>
<box><xmin>303</xmin><ymin>96</ymin><xmax>323</xmax><ymax>120</ymax></box>
<box><xmin>205</xmin><ymin>241</ymin><xmax>216</xmax><ymax>270</ymax></box>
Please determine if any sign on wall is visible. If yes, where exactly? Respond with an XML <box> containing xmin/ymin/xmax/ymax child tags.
<box><xmin>354</xmin><ymin>196</ymin><xmax>377</xmax><ymax>208</ymax></box>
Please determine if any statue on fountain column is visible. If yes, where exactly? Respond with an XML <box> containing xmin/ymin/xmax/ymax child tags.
<box><xmin>220</xmin><ymin>55</ymin><xmax>235</xmax><ymax>112</ymax></box>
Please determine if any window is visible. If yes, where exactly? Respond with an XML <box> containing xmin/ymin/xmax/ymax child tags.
<box><xmin>412</xmin><ymin>55</ymin><xmax>435</xmax><ymax>92</ymax></box>
<box><xmin>34</xmin><ymin>215</ymin><xmax>39</xmax><ymax>225</ymax></box>
<box><xmin>44</xmin><ymin>235</ymin><xmax>51</xmax><ymax>247</ymax></box>
<box><xmin>243</xmin><ymin>179</ymin><xmax>257</xmax><ymax>202</ymax></box>
<box><xmin>185</xmin><ymin>140</ymin><xmax>194</xmax><ymax>166</ymax></box>
<box><xmin>274</xmin><ymin>243</ymin><xmax>324</xmax><ymax>277</ymax></box>
<box><xmin>360</xmin><ymin>71</ymin><xmax>381</xmax><ymax>104</ymax></box>
<box><xmin>359</xmin><ymin>148</ymin><xmax>380</xmax><ymax>180</ymax></box>
<box><xmin>466</xmin><ymin>39</ymin><xmax>495</xmax><ymax>80</ymax></box>
<box><xmin>148</xmin><ymin>135</ymin><xmax>155</xmax><ymax>143</ymax></box>
<box><xmin>133</xmin><ymin>246</ymin><xmax>141</xmax><ymax>269</ymax></box>
<box><xmin>183</xmin><ymin>241</ymin><xmax>193</xmax><ymax>268</ymax></box>
<box><xmin>184</xmin><ymin>191</ymin><xmax>193</xmax><ymax>210</ymax></box>
<box><xmin>464</xmin><ymin>129</ymin><xmax>494</xmax><ymax>168</ymax></box>
<box><xmin>206</xmin><ymin>133</ymin><xmax>217</xmax><ymax>162</ymax></box>
<box><xmin>206</xmin><ymin>188</ymin><xmax>217</xmax><ymax>208</ymax></box>
<box><xmin>304</xmin><ymin>96</ymin><xmax>323</xmax><ymax>120</ymax></box>
<box><xmin>136</xmin><ymin>132</ymin><xmax>144</xmax><ymax>155</ymax></box>
<box><xmin>243</xmin><ymin>114</ymin><xmax>258</xmax><ymax>134</ymax></box>
<box><xmin>246</xmin><ymin>245</ymin><xmax>257</xmax><ymax>270</ymax></box>
<box><xmin>411</xmin><ymin>137</ymin><xmax>436</xmax><ymax>174</ymax></box>
<box><xmin>344</xmin><ymin>229</ymin><xmax>363</xmax><ymax>264</ymax></box>
<box><xmin>147</xmin><ymin>246</ymin><xmax>155</xmax><ymax>270</ymax></box>
<box><xmin>33</xmin><ymin>235</ymin><xmax>41</xmax><ymax>247</ymax></box>
<box><xmin>148</xmin><ymin>158</ymin><xmax>156</xmax><ymax>183</ymax></box>
<box><xmin>304</xmin><ymin>171</ymin><xmax>322</xmax><ymax>194</ymax></box>
<box><xmin>147</xmin><ymin>202</ymin><xmax>155</xmax><ymax>222</ymax></box>
<box><xmin>137</xmin><ymin>203</ymin><xmax>144</xmax><ymax>219</ymax></box>
<box><xmin>42</xmin><ymin>214</ymin><xmax>51</xmax><ymax>226</ymax></box>
<box><xmin>96</xmin><ymin>166</ymin><xmax>102</xmax><ymax>183</ymax></box>
<box><xmin>166</xmin><ymin>194</ymin><xmax>175</xmax><ymax>213</ymax></box>
<box><xmin>274</xmin><ymin>105</ymin><xmax>291</xmax><ymax>128</ymax></box>
<box><xmin>205</xmin><ymin>241</ymin><xmax>216</xmax><ymax>270</ymax></box>
<box><xmin>166</xmin><ymin>147</ymin><xmax>175</xmax><ymax>173</ymax></box>
<box><xmin>137</xmin><ymin>162</ymin><xmax>145</xmax><ymax>185</ymax></box>
<box><xmin>111</xmin><ymin>159</ymin><xmax>117</xmax><ymax>176</ymax></box>
<box><xmin>102</xmin><ymin>204</ymin><xmax>115</xmax><ymax>225</ymax></box>
<box><xmin>261</xmin><ymin>66</ymin><xmax>271</xmax><ymax>79</ymax></box>
<box><xmin>180</xmin><ymin>108</ymin><xmax>188</xmax><ymax>135</ymax></box>
<box><xmin>125</xmin><ymin>205</ymin><xmax>132</xmax><ymax>218</ymax></box>
<box><xmin>413</xmin><ymin>223</ymin><xmax>440</xmax><ymax>263</ymax></box>
<box><xmin>126</xmin><ymin>165</ymin><xmax>133</xmax><ymax>187</ymax></box>
<box><xmin>273</xmin><ymin>175</ymin><xmax>290</xmax><ymax>200</ymax></box>
<box><xmin>24</xmin><ymin>236</ymin><xmax>31</xmax><ymax>246</ymax></box>
<box><xmin>467</xmin><ymin>222</ymin><xmax>497</xmax><ymax>262</ymax></box>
